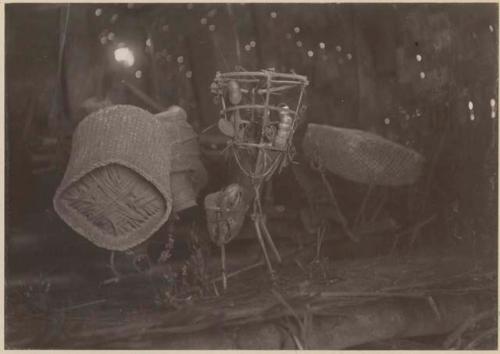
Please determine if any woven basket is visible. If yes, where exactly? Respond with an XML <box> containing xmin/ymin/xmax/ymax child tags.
<box><xmin>303</xmin><ymin>123</ymin><xmax>425</xmax><ymax>186</ymax></box>
<box><xmin>204</xmin><ymin>191</ymin><xmax>246</xmax><ymax>246</ymax></box>
<box><xmin>53</xmin><ymin>105</ymin><xmax>173</xmax><ymax>251</ymax></box>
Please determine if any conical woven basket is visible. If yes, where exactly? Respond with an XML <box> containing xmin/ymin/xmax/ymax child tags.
<box><xmin>53</xmin><ymin>105</ymin><xmax>173</xmax><ymax>251</ymax></box>
<box><xmin>303</xmin><ymin>123</ymin><xmax>425</xmax><ymax>186</ymax></box>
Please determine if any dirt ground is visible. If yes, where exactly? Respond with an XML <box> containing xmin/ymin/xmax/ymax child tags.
<box><xmin>5</xmin><ymin>211</ymin><xmax>497</xmax><ymax>349</ymax></box>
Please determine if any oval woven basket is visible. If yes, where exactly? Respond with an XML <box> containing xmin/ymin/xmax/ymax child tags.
<box><xmin>303</xmin><ymin>123</ymin><xmax>425</xmax><ymax>186</ymax></box>
<box><xmin>53</xmin><ymin>105</ymin><xmax>173</xmax><ymax>251</ymax></box>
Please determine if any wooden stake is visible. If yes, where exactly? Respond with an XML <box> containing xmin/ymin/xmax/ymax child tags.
<box><xmin>260</xmin><ymin>217</ymin><xmax>282</xmax><ymax>263</ymax></box>
<box><xmin>253</xmin><ymin>216</ymin><xmax>274</xmax><ymax>276</ymax></box>
<box><xmin>221</xmin><ymin>244</ymin><xmax>227</xmax><ymax>290</ymax></box>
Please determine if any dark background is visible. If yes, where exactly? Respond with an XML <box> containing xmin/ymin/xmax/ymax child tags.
<box><xmin>5</xmin><ymin>3</ymin><xmax>498</xmax><ymax>255</ymax></box>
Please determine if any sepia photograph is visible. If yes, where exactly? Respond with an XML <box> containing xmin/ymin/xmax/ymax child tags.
<box><xmin>4</xmin><ymin>2</ymin><xmax>498</xmax><ymax>349</ymax></box>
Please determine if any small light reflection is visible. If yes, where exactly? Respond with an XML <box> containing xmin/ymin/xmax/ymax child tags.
<box><xmin>114</xmin><ymin>47</ymin><xmax>135</xmax><ymax>67</ymax></box>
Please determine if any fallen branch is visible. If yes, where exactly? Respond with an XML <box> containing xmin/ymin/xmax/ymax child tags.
<box><xmin>391</xmin><ymin>213</ymin><xmax>437</xmax><ymax>252</ymax></box>
<box><xmin>464</xmin><ymin>327</ymin><xmax>497</xmax><ymax>349</ymax></box>
<box><xmin>271</xmin><ymin>289</ymin><xmax>306</xmax><ymax>341</ymax></box>
<box><xmin>319</xmin><ymin>291</ymin><xmax>426</xmax><ymax>299</ymax></box>
<box><xmin>443</xmin><ymin>308</ymin><xmax>497</xmax><ymax>348</ymax></box>
<box><xmin>211</xmin><ymin>241</ymin><xmax>316</xmax><ymax>284</ymax></box>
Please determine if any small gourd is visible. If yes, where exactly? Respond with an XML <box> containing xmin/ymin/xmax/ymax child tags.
<box><xmin>227</xmin><ymin>80</ymin><xmax>242</xmax><ymax>105</ymax></box>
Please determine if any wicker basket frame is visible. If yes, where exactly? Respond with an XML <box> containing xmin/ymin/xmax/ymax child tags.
<box><xmin>211</xmin><ymin>70</ymin><xmax>309</xmax><ymax>181</ymax></box>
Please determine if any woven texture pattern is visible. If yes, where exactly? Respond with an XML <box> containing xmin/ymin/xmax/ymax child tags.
<box><xmin>303</xmin><ymin>123</ymin><xmax>425</xmax><ymax>186</ymax></box>
<box><xmin>53</xmin><ymin>105</ymin><xmax>173</xmax><ymax>251</ymax></box>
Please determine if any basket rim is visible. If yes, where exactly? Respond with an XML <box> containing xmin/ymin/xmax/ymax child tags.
<box><xmin>216</xmin><ymin>70</ymin><xmax>309</xmax><ymax>84</ymax></box>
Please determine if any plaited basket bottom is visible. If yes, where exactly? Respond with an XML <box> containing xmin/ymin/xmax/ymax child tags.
<box><xmin>58</xmin><ymin>163</ymin><xmax>166</xmax><ymax>242</ymax></box>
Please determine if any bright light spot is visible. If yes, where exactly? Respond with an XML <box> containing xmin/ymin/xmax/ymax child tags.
<box><xmin>110</xmin><ymin>14</ymin><xmax>119</xmax><ymax>23</ymax></box>
<box><xmin>135</xmin><ymin>70</ymin><xmax>142</xmax><ymax>79</ymax></box>
<box><xmin>95</xmin><ymin>8</ymin><xmax>102</xmax><ymax>16</ymax></box>
<box><xmin>416</xmin><ymin>54</ymin><xmax>422</xmax><ymax>62</ymax></box>
<box><xmin>270</xmin><ymin>11</ymin><xmax>277</xmax><ymax>19</ymax></box>
<box><xmin>492</xmin><ymin>112</ymin><xmax>496</xmax><ymax>119</ymax></box>
<box><xmin>294</xmin><ymin>27</ymin><xmax>300</xmax><ymax>34</ymax></box>
<box><xmin>286</xmin><ymin>33</ymin><xmax>292</xmax><ymax>40</ymax></box>
<box><xmin>244</xmin><ymin>44</ymin><xmax>251</xmax><ymax>51</ymax></box>
<box><xmin>319</xmin><ymin>42</ymin><xmax>326</xmax><ymax>49</ymax></box>
<box><xmin>347</xmin><ymin>53</ymin><xmax>353</xmax><ymax>60</ymax></box>
<box><xmin>468</xmin><ymin>101</ymin><xmax>474</xmax><ymax>110</ymax></box>
<box><xmin>114</xmin><ymin>47</ymin><xmax>135</xmax><ymax>67</ymax></box>
<box><xmin>296</xmin><ymin>41</ymin><xmax>303</xmax><ymax>48</ymax></box>
<box><xmin>100</xmin><ymin>36</ymin><xmax>107</xmax><ymax>45</ymax></box>
<box><xmin>146</xmin><ymin>38</ymin><xmax>152</xmax><ymax>47</ymax></box>
<box><xmin>336</xmin><ymin>45</ymin><xmax>342</xmax><ymax>52</ymax></box>
<box><xmin>384</xmin><ymin>118</ymin><xmax>391</xmax><ymax>125</ymax></box>
<box><xmin>162</xmin><ymin>24</ymin><xmax>169</xmax><ymax>32</ymax></box>
<box><xmin>186</xmin><ymin>71</ymin><xmax>193</xmax><ymax>79</ymax></box>
<box><xmin>470</xmin><ymin>113</ymin><xmax>475</xmax><ymax>121</ymax></box>
<box><xmin>177</xmin><ymin>56</ymin><xmax>184</xmax><ymax>64</ymax></box>
<box><xmin>209</xmin><ymin>24</ymin><xmax>216</xmax><ymax>31</ymax></box>
<box><xmin>200</xmin><ymin>17</ymin><xmax>208</xmax><ymax>25</ymax></box>
<box><xmin>307</xmin><ymin>50</ymin><xmax>314</xmax><ymax>57</ymax></box>
<box><xmin>489</xmin><ymin>25</ymin><xmax>494</xmax><ymax>32</ymax></box>
<box><xmin>490</xmin><ymin>98</ymin><xmax>496</xmax><ymax>107</ymax></box>
<box><xmin>107</xmin><ymin>32</ymin><xmax>115</xmax><ymax>41</ymax></box>
<box><xmin>250</xmin><ymin>40</ymin><xmax>256</xmax><ymax>48</ymax></box>
<box><xmin>419</xmin><ymin>71</ymin><xmax>426</xmax><ymax>79</ymax></box>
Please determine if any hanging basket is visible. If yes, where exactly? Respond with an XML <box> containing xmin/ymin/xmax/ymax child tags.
<box><xmin>211</xmin><ymin>70</ymin><xmax>309</xmax><ymax>180</ymax></box>
<box><xmin>53</xmin><ymin>105</ymin><xmax>173</xmax><ymax>251</ymax></box>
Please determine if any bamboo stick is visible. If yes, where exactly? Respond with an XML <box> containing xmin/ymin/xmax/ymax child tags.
<box><xmin>121</xmin><ymin>80</ymin><xmax>165</xmax><ymax>112</ymax></box>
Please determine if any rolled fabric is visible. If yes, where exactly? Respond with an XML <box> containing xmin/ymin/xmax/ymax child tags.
<box><xmin>156</xmin><ymin>106</ymin><xmax>208</xmax><ymax>212</ymax></box>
